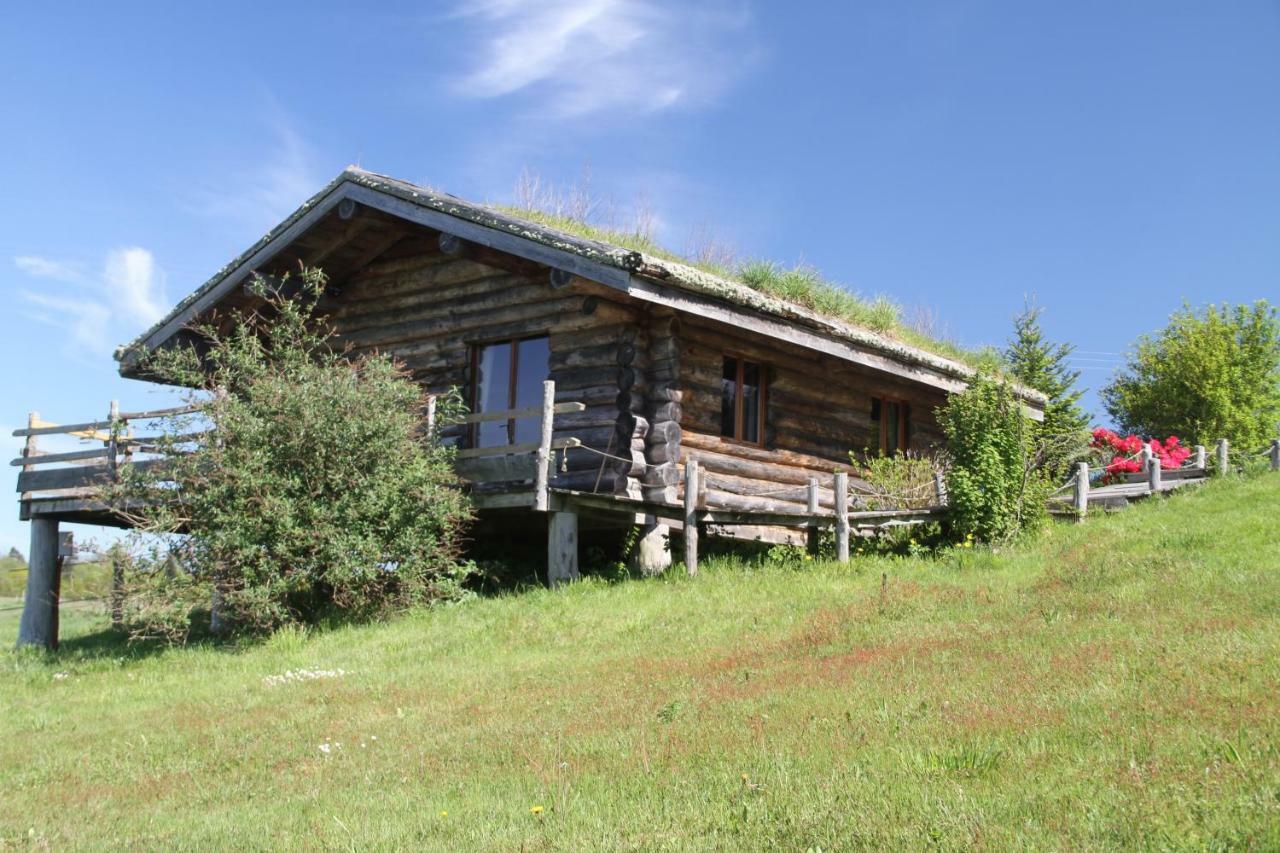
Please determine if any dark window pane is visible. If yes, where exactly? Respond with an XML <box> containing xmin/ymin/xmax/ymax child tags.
<box><xmin>475</xmin><ymin>341</ymin><xmax>512</xmax><ymax>447</ymax></box>
<box><xmin>902</xmin><ymin>404</ymin><xmax>911</xmax><ymax>450</ymax></box>
<box><xmin>741</xmin><ymin>360</ymin><xmax>761</xmax><ymax>444</ymax></box>
<box><xmin>512</xmin><ymin>336</ymin><xmax>550</xmax><ymax>444</ymax></box>
<box><xmin>884</xmin><ymin>400</ymin><xmax>901</xmax><ymax>455</ymax></box>
<box><xmin>720</xmin><ymin>356</ymin><xmax>738</xmax><ymax>438</ymax></box>
<box><xmin>870</xmin><ymin>398</ymin><xmax>881</xmax><ymax>422</ymax></box>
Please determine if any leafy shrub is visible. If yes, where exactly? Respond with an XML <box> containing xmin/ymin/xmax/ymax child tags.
<box><xmin>937</xmin><ymin>376</ymin><xmax>1048</xmax><ymax>542</ymax></box>
<box><xmin>853</xmin><ymin>450</ymin><xmax>945</xmax><ymax>510</ymax></box>
<box><xmin>113</xmin><ymin>269</ymin><xmax>474</xmax><ymax>639</ymax></box>
<box><xmin>1101</xmin><ymin>301</ymin><xmax>1280</xmax><ymax>450</ymax></box>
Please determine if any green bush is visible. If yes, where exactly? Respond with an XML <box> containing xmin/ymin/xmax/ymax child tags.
<box><xmin>1101</xmin><ymin>301</ymin><xmax>1280</xmax><ymax>450</ymax></box>
<box><xmin>853</xmin><ymin>450</ymin><xmax>945</xmax><ymax>510</ymax></box>
<box><xmin>114</xmin><ymin>269</ymin><xmax>474</xmax><ymax>639</ymax></box>
<box><xmin>938</xmin><ymin>376</ymin><xmax>1048</xmax><ymax>542</ymax></box>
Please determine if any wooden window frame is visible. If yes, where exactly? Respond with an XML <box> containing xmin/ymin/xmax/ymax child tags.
<box><xmin>721</xmin><ymin>354</ymin><xmax>767</xmax><ymax>448</ymax></box>
<box><xmin>873</xmin><ymin>396</ymin><xmax>910</xmax><ymax>455</ymax></box>
<box><xmin>469</xmin><ymin>334</ymin><xmax>548</xmax><ymax>446</ymax></box>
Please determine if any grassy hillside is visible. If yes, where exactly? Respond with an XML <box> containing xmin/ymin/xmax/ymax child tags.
<box><xmin>2</xmin><ymin>475</ymin><xmax>1279</xmax><ymax>849</ymax></box>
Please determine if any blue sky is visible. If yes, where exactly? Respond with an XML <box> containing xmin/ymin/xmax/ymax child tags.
<box><xmin>2</xmin><ymin>1</ymin><xmax>1277</xmax><ymax>553</ymax></box>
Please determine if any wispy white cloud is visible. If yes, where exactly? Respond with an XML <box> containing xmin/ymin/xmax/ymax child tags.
<box><xmin>13</xmin><ymin>247</ymin><xmax>169</xmax><ymax>358</ymax></box>
<box><xmin>14</xmin><ymin>255</ymin><xmax>89</xmax><ymax>284</ymax></box>
<box><xmin>187</xmin><ymin>116</ymin><xmax>324</xmax><ymax>231</ymax></box>
<box><xmin>450</xmin><ymin>0</ymin><xmax>757</xmax><ymax>117</ymax></box>
<box><xmin>104</xmin><ymin>247</ymin><xmax>167</xmax><ymax>326</ymax></box>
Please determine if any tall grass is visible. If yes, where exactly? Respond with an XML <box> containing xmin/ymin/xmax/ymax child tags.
<box><xmin>4</xmin><ymin>474</ymin><xmax>1278</xmax><ymax>848</ymax></box>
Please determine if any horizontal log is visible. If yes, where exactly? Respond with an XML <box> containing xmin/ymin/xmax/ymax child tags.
<box><xmin>455</xmin><ymin>454</ymin><xmax>539</xmax><ymax>483</ymax></box>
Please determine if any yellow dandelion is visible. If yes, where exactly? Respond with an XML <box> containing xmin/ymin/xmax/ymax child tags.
<box><xmin>530</xmin><ymin>805</ymin><xmax>544</xmax><ymax>815</ymax></box>
<box><xmin>741</xmin><ymin>773</ymin><xmax>749</xmax><ymax>781</ymax></box>
<box><xmin>439</xmin><ymin>811</ymin><xmax>448</xmax><ymax>818</ymax></box>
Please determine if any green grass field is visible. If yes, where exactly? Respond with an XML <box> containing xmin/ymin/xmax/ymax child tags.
<box><xmin>3</xmin><ymin>475</ymin><xmax>1279</xmax><ymax>849</ymax></box>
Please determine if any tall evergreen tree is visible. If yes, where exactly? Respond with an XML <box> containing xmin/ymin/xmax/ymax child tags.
<box><xmin>1005</xmin><ymin>303</ymin><xmax>1090</xmax><ymax>475</ymax></box>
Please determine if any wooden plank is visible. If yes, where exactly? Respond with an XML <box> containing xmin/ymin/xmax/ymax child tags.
<box><xmin>458</xmin><ymin>401</ymin><xmax>585</xmax><ymax>425</ymax></box>
<box><xmin>471</xmin><ymin>491</ymin><xmax>535</xmax><ymax>510</ymax></box>
<box><xmin>117</xmin><ymin>404</ymin><xmax>203</xmax><ymax>420</ymax></box>
<box><xmin>9</xmin><ymin>448</ymin><xmax>110</xmax><ymax>467</ymax></box>
<box><xmin>455</xmin><ymin>454</ymin><xmax>539</xmax><ymax>483</ymax></box>
<box><xmin>17</xmin><ymin>466</ymin><xmax>111</xmax><ymax>493</ymax></box>
<box><xmin>14</xmin><ymin>419</ymin><xmax>113</xmax><ymax>438</ymax></box>
<box><xmin>454</xmin><ymin>437</ymin><xmax>580</xmax><ymax>460</ymax></box>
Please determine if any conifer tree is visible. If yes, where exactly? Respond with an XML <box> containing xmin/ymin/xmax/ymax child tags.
<box><xmin>1005</xmin><ymin>303</ymin><xmax>1090</xmax><ymax>475</ymax></box>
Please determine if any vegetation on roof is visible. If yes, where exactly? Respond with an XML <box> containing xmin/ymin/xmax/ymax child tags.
<box><xmin>497</xmin><ymin>194</ymin><xmax>1002</xmax><ymax>372</ymax></box>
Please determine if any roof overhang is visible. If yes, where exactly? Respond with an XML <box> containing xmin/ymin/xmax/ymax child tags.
<box><xmin>117</xmin><ymin>167</ymin><xmax>1046</xmax><ymax>419</ymax></box>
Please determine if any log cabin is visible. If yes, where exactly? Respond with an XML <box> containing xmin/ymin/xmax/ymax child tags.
<box><xmin>17</xmin><ymin>166</ymin><xmax>1046</xmax><ymax>645</ymax></box>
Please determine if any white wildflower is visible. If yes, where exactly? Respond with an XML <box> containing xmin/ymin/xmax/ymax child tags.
<box><xmin>262</xmin><ymin>667</ymin><xmax>348</xmax><ymax>687</ymax></box>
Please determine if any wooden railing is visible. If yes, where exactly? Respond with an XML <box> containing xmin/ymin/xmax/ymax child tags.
<box><xmin>12</xmin><ymin>403</ymin><xmax>201</xmax><ymax>504</ymax></box>
<box><xmin>434</xmin><ymin>380</ymin><xmax>585</xmax><ymax>511</ymax></box>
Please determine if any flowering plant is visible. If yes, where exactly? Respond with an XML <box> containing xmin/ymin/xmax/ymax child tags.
<box><xmin>1090</xmin><ymin>427</ymin><xmax>1192</xmax><ymax>480</ymax></box>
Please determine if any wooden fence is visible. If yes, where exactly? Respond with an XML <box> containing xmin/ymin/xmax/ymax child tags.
<box><xmin>12</xmin><ymin>403</ymin><xmax>201</xmax><ymax>506</ymax></box>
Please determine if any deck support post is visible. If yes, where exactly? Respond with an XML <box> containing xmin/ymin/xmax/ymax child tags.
<box><xmin>683</xmin><ymin>460</ymin><xmax>699</xmax><ymax>576</ymax></box>
<box><xmin>1270</xmin><ymin>439</ymin><xmax>1279</xmax><ymax>472</ymax></box>
<box><xmin>1216</xmin><ymin>438</ymin><xmax>1229</xmax><ymax>477</ymax></box>
<box><xmin>1147</xmin><ymin>453</ymin><xmax>1162</xmax><ymax>493</ymax></box>
<box><xmin>547</xmin><ymin>511</ymin><xmax>579</xmax><ymax>586</ymax></box>
<box><xmin>16</xmin><ymin>517</ymin><xmax>60</xmax><ymax>650</ymax></box>
<box><xmin>1073</xmin><ymin>462</ymin><xmax>1089</xmax><ymax>520</ymax></box>
<box><xmin>631</xmin><ymin>517</ymin><xmax>671</xmax><ymax>576</ymax></box>
<box><xmin>1194</xmin><ymin>444</ymin><xmax>1206</xmax><ymax>471</ymax></box>
<box><xmin>534</xmin><ymin>380</ymin><xmax>556</xmax><ymax>512</ymax></box>
<box><xmin>834</xmin><ymin>471</ymin><xmax>850</xmax><ymax>563</ymax></box>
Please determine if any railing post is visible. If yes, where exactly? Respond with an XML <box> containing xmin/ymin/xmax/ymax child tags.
<box><xmin>1270</xmin><ymin>439</ymin><xmax>1279</xmax><ymax>472</ymax></box>
<box><xmin>20</xmin><ymin>412</ymin><xmax>38</xmax><ymax>502</ymax></box>
<box><xmin>534</xmin><ymin>380</ymin><xmax>555</xmax><ymax>512</ymax></box>
<box><xmin>1194</xmin><ymin>444</ymin><xmax>1206</xmax><ymax>471</ymax></box>
<box><xmin>933</xmin><ymin>471</ymin><xmax>947</xmax><ymax>506</ymax></box>
<box><xmin>1139</xmin><ymin>442</ymin><xmax>1152</xmax><ymax>472</ymax></box>
<box><xmin>834</xmin><ymin>471</ymin><xmax>849</xmax><ymax>563</ymax></box>
<box><xmin>806</xmin><ymin>476</ymin><xmax>819</xmax><ymax>554</ymax></box>
<box><xmin>683</xmin><ymin>459</ymin><xmax>699</xmax><ymax>576</ymax></box>
<box><xmin>107</xmin><ymin>400</ymin><xmax>120</xmax><ymax>481</ymax></box>
<box><xmin>1073</xmin><ymin>462</ymin><xmax>1089</xmax><ymax>520</ymax></box>
<box><xmin>425</xmin><ymin>394</ymin><xmax>437</xmax><ymax>442</ymax></box>
<box><xmin>1147</xmin><ymin>453</ymin><xmax>1162</xmax><ymax>493</ymax></box>
<box><xmin>1216</xmin><ymin>438</ymin><xmax>1229</xmax><ymax>477</ymax></box>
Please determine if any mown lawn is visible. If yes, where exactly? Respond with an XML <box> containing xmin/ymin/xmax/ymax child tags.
<box><xmin>2</xmin><ymin>475</ymin><xmax>1279</xmax><ymax>849</ymax></box>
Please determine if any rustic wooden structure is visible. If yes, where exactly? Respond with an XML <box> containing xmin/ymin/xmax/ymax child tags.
<box><xmin>15</xmin><ymin>167</ymin><xmax>1055</xmax><ymax>647</ymax></box>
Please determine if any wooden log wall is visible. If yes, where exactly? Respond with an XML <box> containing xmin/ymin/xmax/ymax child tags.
<box><xmin>674</xmin><ymin>315</ymin><xmax>949</xmax><ymax>516</ymax></box>
<box><xmin>322</xmin><ymin>248</ymin><xmax>644</xmax><ymax>498</ymax></box>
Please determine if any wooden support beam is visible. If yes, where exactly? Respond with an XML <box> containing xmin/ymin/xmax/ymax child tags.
<box><xmin>438</xmin><ymin>232</ymin><xmax>464</xmax><ymax>256</ymax></box>
<box><xmin>1216</xmin><ymin>438</ymin><xmax>1229</xmax><ymax>477</ymax></box>
<box><xmin>834</xmin><ymin>471</ymin><xmax>850</xmax><ymax>562</ymax></box>
<box><xmin>1147</xmin><ymin>453</ymin><xmax>1162</xmax><ymax>493</ymax></box>
<box><xmin>16</xmin><ymin>517</ymin><xmax>60</xmax><ymax>649</ymax></box>
<box><xmin>684</xmin><ymin>459</ymin><xmax>699</xmax><ymax>576</ymax></box>
<box><xmin>547</xmin><ymin>511</ymin><xmax>579</xmax><ymax>586</ymax></box>
<box><xmin>549</xmin><ymin>268</ymin><xmax>574</xmax><ymax>289</ymax></box>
